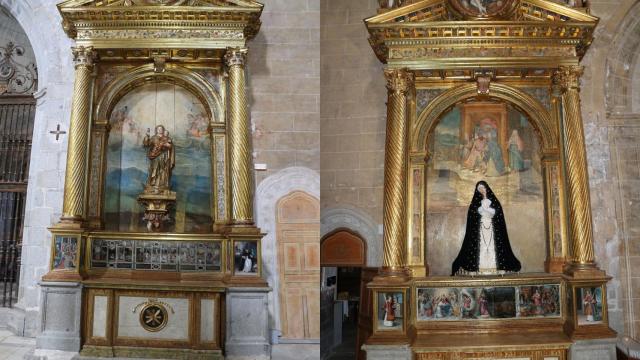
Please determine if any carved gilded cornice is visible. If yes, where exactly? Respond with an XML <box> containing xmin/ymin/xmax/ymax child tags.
<box><xmin>57</xmin><ymin>0</ymin><xmax>263</xmax><ymax>48</ymax></box>
<box><xmin>365</xmin><ymin>0</ymin><xmax>598</xmax><ymax>67</ymax></box>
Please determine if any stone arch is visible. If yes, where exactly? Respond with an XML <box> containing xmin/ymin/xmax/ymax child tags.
<box><xmin>412</xmin><ymin>82</ymin><xmax>556</xmax><ymax>153</ymax></box>
<box><xmin>605</xmin><ymin>2</ymin><xmax>640</xmax><ymax>115</ymax></box>
<box><xmin>255</xmin><ymin>166</ymin><xmax>319</xmax><ymax>341</ymax></box>
<box><xmin>321</xmin><ymin>205</ymin><xmax>381</xmax><ymax>267</ymax></box>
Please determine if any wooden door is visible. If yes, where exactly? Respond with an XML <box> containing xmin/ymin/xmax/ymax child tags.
<box><xmin>277</xmin><ymin>191</ymin><xmax>320</xmax><ymax>340</ymax></box>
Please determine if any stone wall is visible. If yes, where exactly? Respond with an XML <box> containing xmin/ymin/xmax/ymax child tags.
<box><xmin>0</xmin><ymin>0</ymin><xmax>74</xmax><ymax>337</ymax></box>
<box><xmin>249</xmin><ymin>0</ymin><xmax>320</xmax><ymax>185</ymax></box>
<box><xmin>320</xmin><ymin>0</ymin><xmax>386</xmax><ymax>260</ymax></box>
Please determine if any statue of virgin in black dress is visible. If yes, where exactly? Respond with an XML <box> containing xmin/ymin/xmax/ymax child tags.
<box><xmin>451</xmin><ymin>181</ymin><xmax>521</xmax><ymax>276</ymax></box>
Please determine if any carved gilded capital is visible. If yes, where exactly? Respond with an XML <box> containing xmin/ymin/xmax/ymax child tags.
<box><xmin>71</xmin><ymin>46</ymin><xmax>96</xmax><ymax>69</ymax></box>
<box><xmin>553</xmin><ymin>65</ymin><xmax>584</xmax><ymax>92</ymax></box>
<box><xmin>224</xmin><ymin>48</ymin><xmax>248</xmax><ymax>67</ymax></box>
<box><xmin>384</xmin><ymin>68</ymin><xmax>414</xmax><ymax>95</ymax></box>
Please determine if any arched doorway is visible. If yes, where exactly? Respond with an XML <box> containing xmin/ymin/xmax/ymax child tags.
<box><xmin>321</xmin><ymin>228</ymin><xmax>375</xmax><ymax>360</ymax></box>
<box><xmin>276</xmin><ymin>191</ymin><xmax>321</xmax><ymax>341</ymax></box>
<box><xmin>0</xmin><ymin>7</ymin><xmax>38</xmax><ymax>308</ymax></box>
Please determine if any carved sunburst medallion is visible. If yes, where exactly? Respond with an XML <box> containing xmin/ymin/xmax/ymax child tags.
<box><xmin>448</xmin><ymin>0</ymin><xmax>517</xmax><ymax>19</ymax></box>
<box><xmin>139</xmin><ymin>303</ymin><xmax>168</xmax><ymax>332</ymax></box>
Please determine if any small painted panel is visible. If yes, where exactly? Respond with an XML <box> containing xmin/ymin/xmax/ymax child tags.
<box><xmin>377</xmin><ymin>292</ymin><xmax>404</xmax><ymax>331</ymax></box>
<box><xmin>416</xmin><ymin>284</ymin><xmax>561</xmax><ymax>321</ymax></box>
<box><xmin>52</xmin><ymin>235</ymin><xmax>78</xmax><ymax>270</ymax></box>
<box><xmin>91</xmin><ymin>239</ymin><xmax>222</xmax><ymax>272</ymax></box>
<box><xmin>233</xmin><ymin>240</ymin><xmax>258</xmax><ymax>276</ymax></box>
<box><xmin>576</xmin><ymin>286</ymin><xmax>603</xmax><ymax>325</ymax></box>
<box><xmin>517</xmin><ymin>285</ymin><xmax>561</xmax><ymax>318</ymax></box>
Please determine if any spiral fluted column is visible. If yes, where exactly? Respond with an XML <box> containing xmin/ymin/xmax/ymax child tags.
<box><xmin>554</xmin><ymin>66</ymin><xmax>596</xmax><ymax>268</ymax></box>
<box><xmin>381</xmin><ymin>68</ymin><xmax>413</xmax><ymax>275</ymax></box>
<box><xmin>60</xmin><ymin>46</ymin><xmax>96</xmax><ymax>226</ymax></box>
<box><xmin>225</xmin><ymin>48</ymin><xmax>254</xmax><ymax>225</ymax></box>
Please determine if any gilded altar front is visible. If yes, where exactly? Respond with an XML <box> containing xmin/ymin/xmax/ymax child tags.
<box><xmin>363</xmin><ymin>0</ymin><xmax>617</xmax><ymax>358</ymax></box>
<box><xmin>37</xmin><ymin>1</ymin><xmax>271</xmax><ymax>358</ymax></box>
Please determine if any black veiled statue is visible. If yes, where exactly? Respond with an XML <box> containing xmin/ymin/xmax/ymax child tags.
<box><xmin>451</xmin><ymin>180</ymin><xmax>521</xmax><ymax>276</ymax></box>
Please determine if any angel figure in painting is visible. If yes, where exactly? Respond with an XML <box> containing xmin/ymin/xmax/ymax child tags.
<box><xmin>583</xmin><ymin>289</ymin><xmax>596</xmax><ymax>322</ymax></box>
<box><xmin>382</xmin><ymin>294</ymin><xmax>396</xmax><ymax>327</ymax></box>
<box><xmin>451</xmin><ymin>181</ymin><xmax>521</xmax><ymax>276</ymax></box>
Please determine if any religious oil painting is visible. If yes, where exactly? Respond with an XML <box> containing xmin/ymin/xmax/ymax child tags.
<box><xmin>425</xmin><ymin>100</ymin><xmax>545</xmax><ymax>275</ymax></box>
<box><xmin>90</xmin><ymin>239</ymin><xmax>222</xmax><ymax>272</ymax></box>
<box><xmin>417</xmin><ymin>285</ymin><xmax>561</xmax><ymax>321</ymax></box>
<box><xmin>233</xmin><ymin>240</ymin><xmax>259</xmax><ymax>276</ymax></box>
<box><xmin>377</xmin><ymin>292</ymin><xmax>404</xmax><ymax>330</ymax></box>
<box><xmin>52</xmin><ymin>236</ymin><xmax>78</xmax><ymax>270</ymax></box>
<box><xmin>105</xmin><ymin>82</ymin><xmax>213</xmax><ymax>233</ymax></box>
<box><xmin>577</xmin><ymin>286</ymin><xmax>603</xmax><ymax>325</ymax></box>
<box><xmin>516</xmin><ymin>285</ymin><xmax>561</xmax><ymax>318</ymax></box>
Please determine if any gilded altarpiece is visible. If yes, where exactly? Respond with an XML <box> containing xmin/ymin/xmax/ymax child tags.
<box><xmin>364</xmin><ymin>0</ymin><xmax>617</xmax><ymax>358</ymax></box>
<box><xmin>38</xmin><ymin>1</ymin><xmax>271</xmax><ymax>358</ymax></box>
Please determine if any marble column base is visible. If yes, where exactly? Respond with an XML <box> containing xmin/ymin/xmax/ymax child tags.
<box><xmin>35</xmin><ymin>281</ymin><xmax>83</xmax><ymax>352</ymax></box>
<box><xmin>225</xmin><ymin>287</ymin><xmax>272</xmax><ymax>360</ymax></box>
<box><xmin>361</xmin><ymin>344</ymin><xmax>412</xmax><ymax>360</ymax></box>
<box><xmin>570</xmin><ymin>338</ymin><xmax>617</xmax><ymax>360</ymax></box>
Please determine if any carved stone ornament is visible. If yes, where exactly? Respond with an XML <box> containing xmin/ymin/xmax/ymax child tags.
<box><xmin>224</xmin><ymin>48</ymin><xmax>248</xmax><ymax>67</ymax></box>
<box><xmin>71</xmin><ymin>46</ymin><xmax>97</xmax><ymax>68</ymax></box>
<box><xmin>0</xmin><ymin>42</ymin><xmax>37</xmax><ymax>95</ymax></box>
<box><xmin>553</xmin><ymin>65</ymin><xmax>584</xmax><ymax>91</ymax></box>
<box><xmin>384</xmin><ymin>68</ymin><xmax>414</xmax><ymax>95</ymax></box>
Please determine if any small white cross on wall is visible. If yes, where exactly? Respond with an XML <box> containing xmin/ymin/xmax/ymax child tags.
<box><xmin>49</xmin><ymin>124</ymin><xmax>67</xmax><ymax>141</ymax></box>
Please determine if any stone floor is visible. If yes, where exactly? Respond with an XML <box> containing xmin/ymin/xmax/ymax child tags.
<box><xmin>0</xmin><ymin>330</ymin><xmax>36</xmax><ymax>360</ymax></box>
<box><xmin>0</xmin><ymin>330</ymin><xmax>319</xmax><ymax>360</ymax></box>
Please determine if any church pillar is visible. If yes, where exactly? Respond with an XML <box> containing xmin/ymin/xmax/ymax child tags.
<box><xmin>59</xmin><ymin>46</ymin><xmax>96</xmax><ymax>227</ymax></box>
<box><xmin>224</xmin><ymin>48</ymin><xmax>254</xmax><ymax>227</ymax></box>
<box><xmin>554</xmin><ymin>65</ymin><xmax>599</xmax><ymax>274</ymax></box>
<box><xmin>381</xmin><ymin>68</ymin><xmax>413</xmax><ymax>276</ymax></box>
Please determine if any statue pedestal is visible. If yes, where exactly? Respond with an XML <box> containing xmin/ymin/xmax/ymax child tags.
<box><xmin>570</xmin><ymin>338</ymin><xmax>617</xmax><ymax>360</ymax></box>
<box><xmin>35</xmin><ymin>281</ymin><xmax>83</xmax><ymax>352</ymax></box>
<box><xmin>225</xmin><ymin>287</ymin><xmax>272</xmax><ymax>360</ymax></box>
<box><xmin>137</xmin><ymin>191</ymin><xmax>176</xmax><ymax>231</ymax></box>
<box><xmin>362</xmin><ymin>344</ymin><xmax>412</xmax><ymax>360</ymax></box>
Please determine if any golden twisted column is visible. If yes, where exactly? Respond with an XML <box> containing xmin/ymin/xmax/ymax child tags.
<box><xmin>225</xmin><ymin>48</ymin><xmax>254</xmax><ymax>225</ymax></box>
<box><xmin>381</xmin><ymin>68</ymin><xmax>413</xmax><ymax>275</ymax></box>
<box><xmin>60</xmin><ymin>46</ymin><xmax>96</xmax><ymax>226</ymax></box>
<box><xmin>554</xmin><ymin>66</ymin><xmax>596</xmax><ymax>268</ymax></box>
